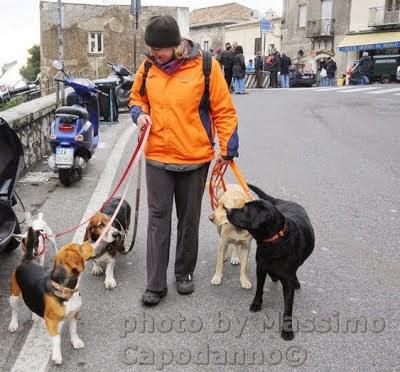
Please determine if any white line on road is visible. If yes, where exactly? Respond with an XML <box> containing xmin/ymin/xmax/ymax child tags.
<box><xmin>314</xmin><ymin>87</ymin><xmax>350</xmax><ymax>92</ymax></box>
<box><xmin>11</xmin><ymin>124</ymin><xmax>136</xmax><ymax>372</ymax></box>
<box><xmin>339</xmin><ymin>87</ymin><xmax>381</xmax><ymax>93</ymax></box>
<box><xmin>365</xmin><ymin>87</ymin><xmax>400</xmax><ymax>94</ymax></box>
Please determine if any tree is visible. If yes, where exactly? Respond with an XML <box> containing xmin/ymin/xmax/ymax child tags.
<box><xmin>19</xmin><ymin>45</ymin><xmax>40</xmax><ymax>81</ymax></box>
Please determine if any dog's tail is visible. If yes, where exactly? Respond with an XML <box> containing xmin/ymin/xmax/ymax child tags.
<box><xmin>248</xmin><ymin>184</ymin><xmax>278</xmax><ymax>204</ymax></box>
<box><xmin>21</xmin><ymin>227</ymin><xmax>37</xmax><ymax>261</ymax></box>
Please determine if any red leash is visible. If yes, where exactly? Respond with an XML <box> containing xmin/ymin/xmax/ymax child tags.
<box><xmin>208</xmin><ymin>159</ymin><xmax>253</xmax><ymax>210</ymax></box>
<box><xmin>55</xmin><ymin>123</ymin><xmax>150</xmax><ymax>238</ymax></box>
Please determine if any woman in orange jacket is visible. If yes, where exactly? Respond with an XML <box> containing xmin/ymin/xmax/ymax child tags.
<box><xmin>129</xmin><ymin>15</ymin><xmax>239</xmax><ymax>305</ymax></box>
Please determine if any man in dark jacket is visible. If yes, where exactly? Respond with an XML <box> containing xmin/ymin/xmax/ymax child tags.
<box><xmin>219</xmin><ymin>43</ymin><xmax>234</xmax><ymax>89</ymax></box>
<box><xmin>254</xmin><ymin>51</ymin><xmax>264</xmax><ymax>88</ymax></box>
<box><xmin>358</xmin><ymin>52</ymin><xmax>373</xmax><ymax>85</ymax></box>
<box><xmin>269</xmin><ymin>51</ymin><xmax>281</xmax><ymax>88</ymax></box>
<box><xmin>326</xmin><ymin>57</ymin><xmax>337</xmax><ymax>86</ymax></box>
<box><xmin>280</xmin><ymin>52</ymin><xmax>291</xmax><ymax>88</ymax></box>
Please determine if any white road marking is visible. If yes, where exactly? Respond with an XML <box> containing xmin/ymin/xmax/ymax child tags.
<box><xmin>19</xmin><ymin>172</ymin><xmax>53</xmax><ymax>183</ymax></box>
<box><xmin>366</xmin><ymin>87</ymin><xmax>400</xmax><ymax>94</ymax></box>
<box><xmin>11</xmin><ymin>124</ymin><xmax>136</xmax><ymax>372</ymax></box>
<box><xmin>314</xmin><ymin>87</ymin><xmax>350</xmax><ymax>92</ymax></box>
<box><xmin>339</xmin><ymin>87</ymin><xmax>381</xmax><ymax>93</ymax></box>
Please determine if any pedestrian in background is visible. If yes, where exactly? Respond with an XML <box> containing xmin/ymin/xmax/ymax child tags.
<box><xmin>129</xmin><ymin>15</ymin><xmax>239</xmax><ymax>305</ymax></box>
<box><xmin>280</xmin><ymin>52</ymin><xmax>291</xmax><ymax>88</ymax></box>
<box><xmin>317</xmin><ymin>58</ymin><xmax>327</xmax><ymax>87</ymax></box>
<box><xmin>358</xmin><ymin>51</ymin><xmax>373</xmax><ymax>85</ymax></box>
<box><xmin>254</xmin><ymin>51</ymin><xmax>264</xmax><ymax>88</ymax></box>
<box><xmin>269</xmin><ymin>51</ymin><xmax>281</xmax><ymax>88</ymax></box>
<box><xmin>219</xmin><ymin>42</ymin><xmax>234</xmax><ymax>90</ymax></box>
<box><xmin>326</xmin><ymin>57</ymin><xmax>337</xmax><ymax>86</ymax></box>
<box><xmin>232</xmin><ymin>45</ymin><xmax>246</xmax><ymax>94</ymax></box>
<box><xmin>246</xmin><ymin>59</ymin><xmax>255</xmax><ymax>72</ymax></box>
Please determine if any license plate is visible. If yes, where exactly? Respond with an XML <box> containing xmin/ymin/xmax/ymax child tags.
<box><xmin>55</xmin><ymin>147</ymin><xmax>74</xmax><ymax>166</ymax></box>
<box><xmin>302</xmin><ymin>76</ymin><xmax>310</xmax><ymax>79</ymax></box>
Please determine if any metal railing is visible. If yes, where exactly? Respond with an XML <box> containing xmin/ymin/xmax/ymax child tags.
<box><xmin>369</xmin><ymin>6</ymin><xmax>400</xmax><ymax>26</ymax></box>
<box><xmin>306</xmin><ymin>19</ymin><xmax>335</xmax><ymax>37</ymax></box>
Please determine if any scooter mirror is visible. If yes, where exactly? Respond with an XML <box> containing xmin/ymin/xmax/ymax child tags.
<box><xmin>53</xmin><ymin>60</ymin><xmax>64</xmax><ymax>71</ymax></box>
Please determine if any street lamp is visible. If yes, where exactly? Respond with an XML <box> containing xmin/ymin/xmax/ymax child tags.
<box><xmin>130</xmin><ymin>0</ymin><xmax>141</xmax><ymax>73</ymax></box>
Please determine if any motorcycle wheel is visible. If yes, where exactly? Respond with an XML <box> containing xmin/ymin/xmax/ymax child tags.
<box><xmin>59</xmin><ymin>168</ymin><xmax>76</xmax><ymax>187</ymax></box>
<box><xmin>3</xmin><ymin>220</ymin><xmax>21</xmax><ymax>253</ymax></box>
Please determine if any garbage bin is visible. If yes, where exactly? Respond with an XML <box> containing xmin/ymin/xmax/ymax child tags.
<box><xmin>94</xmin><ymin>78</ymin><xmax>119</xmax><ymax>123</ymax></box>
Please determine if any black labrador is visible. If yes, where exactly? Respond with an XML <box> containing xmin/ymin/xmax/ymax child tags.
<box><xmin>226</xmin><ymin>184</ymin><xmax>315</xmax><ymax>340</ymax></box>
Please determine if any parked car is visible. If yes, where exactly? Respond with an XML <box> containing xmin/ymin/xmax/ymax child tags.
<box><xmin>397</xmin><ymin>65</ymin><xmax>400</xmax><ymax>81</ymax></box>
<box><xmin>349</xmin><ymin>54</ymin><xmax>400</xmax><ymax>84</ymax></box>
<box><xmin>288</xmin><ymin>69</ymin><xmax>316</xmax><ymax>87</ymax></box>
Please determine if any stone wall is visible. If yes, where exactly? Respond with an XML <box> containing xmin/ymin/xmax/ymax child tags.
<box><xmin>40</xmin><ymin>1</ymin><xmax>189</xmax><ymax>90</ymax></box>
<box><xmin>1</xmin><ymin>93</ymin><xmax>58</xmax><ymax>169</ymax></box>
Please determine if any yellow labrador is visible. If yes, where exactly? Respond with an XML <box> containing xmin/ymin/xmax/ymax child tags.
<box><xmin>209</xmin><ymin>184</ymin><xmax>253</xmax><ymax>289</ymax></box>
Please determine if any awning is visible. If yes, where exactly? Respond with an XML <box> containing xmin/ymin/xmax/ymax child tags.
<box><xmin>337</xmin><ymin>31</ymin><xmax>400</xmax><ymax>52</ymax></box>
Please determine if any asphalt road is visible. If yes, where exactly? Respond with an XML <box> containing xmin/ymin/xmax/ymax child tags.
<box><xmin>1</xmin><ymin>85</ymin><xmax>399</xmax><ymax>371</ymax></box>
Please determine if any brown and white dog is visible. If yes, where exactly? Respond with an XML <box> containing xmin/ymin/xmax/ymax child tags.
<box><xmin>84</xmin><ymin>197</ymin><xmax>131</xmax><ymax>290</ymax></box>
<box><xmin>8</xmin><ymin>227</ymin><xmax>94</xmax><ymax>365</ymax></box>
<box><xmin>209</xmin><ymin>184</ymin><xmax>253</xmax><ymax>289</ymax></box>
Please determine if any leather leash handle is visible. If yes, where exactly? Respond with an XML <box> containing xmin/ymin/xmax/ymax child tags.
<box><xmin>229</xmin><ymin>160</ymin><xmax>254</xmax><ymax>200</ymax></box>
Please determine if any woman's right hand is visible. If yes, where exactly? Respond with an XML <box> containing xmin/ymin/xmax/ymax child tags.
<box><xmin>137</xmin><ymin>113</ymin><xmax>152</xmax><ymax>128</ymax></box>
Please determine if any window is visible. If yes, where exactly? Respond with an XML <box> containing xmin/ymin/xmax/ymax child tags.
<box><xmin>254</xmin><ymin>37</ymin><xmax>261</xmax><ymax>54</ymax></box>
<box><xmin>203</xmin><ymin>41</ymin><xmax>209</xmax><ymax>52</ymax></box>
<box><xmin>298</xmin><ymin>4</ymin><xmax>307</xmax><ymax>27</ymax></box>
<box><xmin>88</xmin><ymin>32</ymin><xmax>103</xmax><ymax>54</ymax></box>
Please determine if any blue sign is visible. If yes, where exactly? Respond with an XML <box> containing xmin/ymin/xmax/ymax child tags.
<box><xmin>260</xmin><ymin>19</ymin><xmax>272</xmax><ymax>33</ymax></box>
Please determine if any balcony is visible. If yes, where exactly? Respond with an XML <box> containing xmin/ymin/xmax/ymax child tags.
<box><xmin>369</xmin><ymin>7</ymin><xmax>400</xmax><ymax>28</ymax></box>
<box><xmin>306</xmin><ymin>19</ymin><xmax>335</xmax><ymax>38</ymax></box>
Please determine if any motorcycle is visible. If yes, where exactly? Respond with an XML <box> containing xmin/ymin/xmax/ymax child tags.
<box><xmin>108</xmin><ymin>62</ymin><xmax>134</xmax><ymax>110</ymax></box>
<box><xmin>48</xmin><ymin>60</ymin><xmax>107</xmax><ymax>186</ymax></box>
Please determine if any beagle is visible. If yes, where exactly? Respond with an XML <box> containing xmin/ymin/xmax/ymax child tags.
<box><xmin>209</xmin><ymin>184</ymin><xmax>253</xmax><ymax>289</ymax></box>
<box><xmin>8</xmin><ymin>227</ymin><xmax>94</xmax><ymax>365</ymax></box>
<box><xmin>84</xmin><ymin>197</ymin><xmax>131</xmax><ymax>290</ymax></box>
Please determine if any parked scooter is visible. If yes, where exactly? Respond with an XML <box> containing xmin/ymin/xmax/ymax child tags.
<box><xmin>48</xmin><ymin>60</ymin><xmax>107</xmax><ymax>186</ymax></box>
<box><xmin>108</xmin><ymin>63</ymin><xmax>134</xmax><ymax>110</ymax></box>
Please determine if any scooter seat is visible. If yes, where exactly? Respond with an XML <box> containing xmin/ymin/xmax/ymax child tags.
<box><xmin>56</xmin><ymin>105</ymin><xmax>89</xmax><ymax>120</ymax></box>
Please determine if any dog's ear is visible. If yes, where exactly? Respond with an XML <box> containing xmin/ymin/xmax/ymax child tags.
<box><xmin>83</xmin><ymin>225</ymin><xmax>91</xmax><ymax>242</ymax></box>
<box><xmin>65</xmin><ymin>250</ymin><xmax>85</xmax><ymax>273</ymax></box>
<box><xmin>12</xmin><ymin>233</ymin><xmax>26</xmax><ymax>242</ymax></box>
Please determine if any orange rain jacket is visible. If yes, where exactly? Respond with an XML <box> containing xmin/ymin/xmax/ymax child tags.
<box><xmin>129</xmin><ymin>49</ymin><xmax>239</xmax><ymax>165</ymax></box>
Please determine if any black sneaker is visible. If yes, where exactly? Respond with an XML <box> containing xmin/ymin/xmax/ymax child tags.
<box><xmin>176</xmin><ymin>275</ymin><xmax>194</xmax><ymax>295</ymax></box>
<box><xmin>141</xmin><ymin>288</ymin><xmax>168</xmax><ymax>306</ymax></box>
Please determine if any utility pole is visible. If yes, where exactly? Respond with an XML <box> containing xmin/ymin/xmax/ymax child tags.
<box><xmin>57</xmin><ymin>0</ymin><xmax>65</xmax><ymax>104</ymax></box>
<box><xmin>131</xmin><ymin>0</ymin><xmax>141</xmax><ymax>73</ymax></box>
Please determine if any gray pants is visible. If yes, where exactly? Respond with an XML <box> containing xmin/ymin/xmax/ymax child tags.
<box><xmin>146</xmin><ymin>162</ymin><xmax>210</xmax><ymax>291</ymax></box>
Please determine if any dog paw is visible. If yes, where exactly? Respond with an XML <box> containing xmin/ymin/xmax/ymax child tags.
<box><xmin>104</xmin><ymin>278</ymin><xmax>117</xmax><ymax>289</ymax></box>
<box><xmin>71</xmin><ymin>338</ymin><xmax>85</xmax><ymax>349</ymax></box>
<box><xmin>249</xmin><ymin>301</ymin><xmax>262</xmax><ymax>312</ymax></box>
<box><xmin>281</xmin><ymin>329</ymin><xmax>294</xmax><ymax>341</ymax></box>
<box><xmin>230</xmin><ymin>256</ymin><xmax>240</xmax><ymax>265</ymax></box>
<box><xmin>240</xmin><ymin>277</ymin><xmax>252</xmax><ymax>289</ymax></box>
<box><xmin>211</xmin><ymin>274</ymin><xmax>222</xmax><ymax>285</ymax></box>
<box><xmin>8</xmin><ymin>321</ymin><xmax>18</xmax><ymax>333</ymax></box>
<box><xmin>92</xmin><ymin>265</ymin><xmax>104</xmax><ymax>276</ymax></box>
<box><xmin>52</xmin><ymin>350</ymin><xmax>62</xmax><ymax>365</ymax></box>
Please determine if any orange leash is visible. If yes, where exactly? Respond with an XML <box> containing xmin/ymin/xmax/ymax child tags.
<box><xmin>208</xmin><ymin>160</ymin><xmax>253</xmax><ymax>210</ymax></box>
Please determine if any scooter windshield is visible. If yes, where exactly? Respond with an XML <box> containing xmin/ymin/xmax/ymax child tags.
<box><xmin>66</xmin><ymin>78</ymin><xmax>97</xmax><ymax>93</ymax></box>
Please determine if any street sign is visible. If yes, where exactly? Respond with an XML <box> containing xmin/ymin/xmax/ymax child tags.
<box><xmin>260</xmin><ymin>19</ymin><xmax>272</xmax><ymax>33</ymax></box>
<box><xmin>130</xmin><ymin>0</ymin><xmax>141</xmax><ymax>15</ymax></box>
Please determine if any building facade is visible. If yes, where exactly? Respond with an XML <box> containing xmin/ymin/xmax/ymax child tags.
<box><xmin>40</xmin><ymin>1</ymin><xmax>189</xmax><ymax>90</ymax></box>
<box><xmin>281</xmin><ymin>0</ymin><xmax>352</xmax><ymax>74</ymax></box>
<box><xmin>189</xmin><ymin>3</ymin><xmax>255</xmax><ymax>51</ymax></box>
<box><xmin>337</xmin><ymin>0</ymin><xmax>400</xmax><ymax>68</ymax></box>
<box><xmin>224</xmin><ymin>17</ymin><xmax>281</xmax><ymax>62</ymax></box>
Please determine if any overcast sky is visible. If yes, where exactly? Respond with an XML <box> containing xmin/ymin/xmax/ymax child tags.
<box><xmin>0</xmin><ymin>0</ymin><xmax>282</xmax><ymax>84</ymax></box>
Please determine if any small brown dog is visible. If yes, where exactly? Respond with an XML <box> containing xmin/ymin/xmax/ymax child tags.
<box><xmin>8</xmin><ymin>227</ymin><xmax>94</xmax><ymax>365</ymax></box>
<box><xmin>209</xmin><ymin>184</ymin><xmax>253</xmax><ymax>289</ymax></box>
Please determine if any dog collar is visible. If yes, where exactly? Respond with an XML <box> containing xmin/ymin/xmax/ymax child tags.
<box><xmin>263</xmin><ymin>226</ymin><xmax>286</xmax><ymax>243</ymax></box>
<box><xmin>51</xmin><ymin>280</ymin><xmax>78</xmax><ymax>300</ymax></box>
